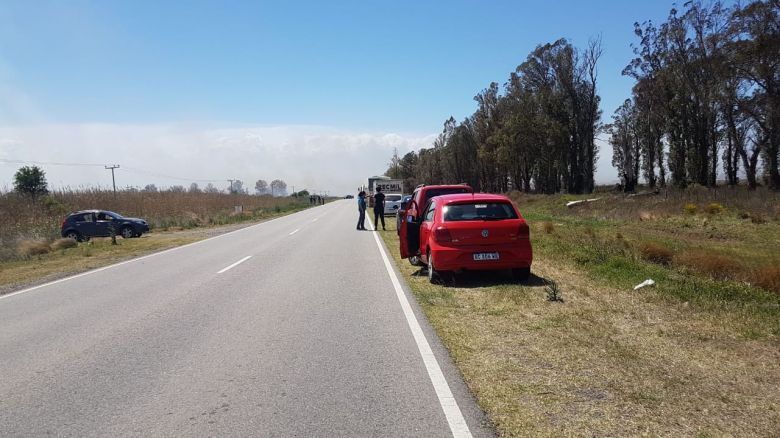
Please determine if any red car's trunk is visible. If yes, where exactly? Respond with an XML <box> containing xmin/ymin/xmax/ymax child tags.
<box><xmin>436</xmin><ymin>219</ymin><xmax>528</xmax><ymax>246</ymax></box>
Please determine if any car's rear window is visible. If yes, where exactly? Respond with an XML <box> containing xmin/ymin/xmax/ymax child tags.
<box><xmin>385</xmin><ymin>194</ymin><xmax>402</xmax><ymax>201</ymax></box>
<box><xmin>443</xmin><ymin>202</ymin><xmax>518</xmax><ymax>221</ymax></box>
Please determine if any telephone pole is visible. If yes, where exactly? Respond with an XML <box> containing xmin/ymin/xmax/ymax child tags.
<box><xmin>227</xmin><ymin>179</ymin><xmax>235</xmax><ymax>194</ymax></box>
<box><xmin>105</xmin><ymin>165</ymin><xmax>120</xmax><ymax>197</ymax></box>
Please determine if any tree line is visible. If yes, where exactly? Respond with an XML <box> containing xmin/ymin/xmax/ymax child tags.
<box><xmin>10</xmin><ymin>165</ymin><xmax>291</xmax><ymax>197</ymax></box>
<box><xmin>387</xmin><ymin>37</ymin><xmax>602</xmax><ymax>195</ymax></box>
<box><xmin>611</xmin><ymin>0</ymin><xmax>779</xmax><ymax>191</ymax></box>
<box><xmin>388</xmin><ymin>0</ymin><xmax>778</xmax><ymax>193</ymax></box>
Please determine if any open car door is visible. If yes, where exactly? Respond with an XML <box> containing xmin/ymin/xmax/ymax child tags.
<box><xmin>399</xmin><ymin>200</ymin><xmax>420</xmax><ymax>259</ymax></box>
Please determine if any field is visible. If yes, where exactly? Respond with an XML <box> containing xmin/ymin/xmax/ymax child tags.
<box><xmin>0</xmin><ymin>189</ymin><xmax>312</xmax><ymax>293</ymax></box>
<box><xmin>0</xmin><ymin>189</ymin><xmax>310</xmax><ymax>262</ymax></box>
<box><xmin>379</xmin><ymin>186</ymin><xmax>780</xmax><ymax>437</ymax></box>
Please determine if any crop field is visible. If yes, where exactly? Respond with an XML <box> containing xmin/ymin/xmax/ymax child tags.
<box><xmin>380</xmin><ymin>186</ymin><xmax>780</xmax><ymax>437</ymax></box>
<box><xmin>0</xmin><ymin>189</ymin><xmax>309</xmax><ymax>263</ymax></box>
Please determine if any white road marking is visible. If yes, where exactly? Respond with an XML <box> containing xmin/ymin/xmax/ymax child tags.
<box><xmin>289</xmin><ymin>228</ymin><xmax>300</xmax><ymax>235</ymax></box>
<box><xmin>0</xmin><ymin>209</ymin><xmax>309</xmax><ymax>302</ymax></box>
<box><xmin>312</xmin><ymin>217</ymin><xmax>319</xmax><ymax>222</ymax></box>
<box><xmin>217</xmin><ymin>256</ymin><xmax>252</xmax><ymax>274</ymax></box>
<box><xmin>367</xmin><ymin>219</ymin><xmax>473</xmax><ymax>438</ymax></box>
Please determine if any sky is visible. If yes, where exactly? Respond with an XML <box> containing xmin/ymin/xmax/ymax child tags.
<box><xmin>1</xmin><ymin>0</ymin><xmax>687</xmax><ymax>194</ymax></box>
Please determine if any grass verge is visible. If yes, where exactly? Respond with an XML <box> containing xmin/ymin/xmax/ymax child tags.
<box><xmin>379</xmin><ymin>204</ymin><xmax>780</xmax><ymax>436</ymax></box>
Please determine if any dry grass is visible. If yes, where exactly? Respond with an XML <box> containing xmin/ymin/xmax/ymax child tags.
<box><xmin>16</xmin><ymin>239</ymin><xmax>52</xmax><ymax>258</ymax></box>
<box><xmin>0</xmin><ymin>188</ymin><xmax>309</xmax><ymax>262</ymax></box>
<box><xmin>754</xmin><ymin>265</ymin><xmax>780</xmax><ymax>294</ymax></box>
<box><xmin>675</xmin><ymin>249</ymin><xmax>743</xmax><ymax>281</ymax></box>
<box><xmin>638</xmin><ymin>241</ymin><xmax>674</xmax><ymax>265</ymax></box>
<box><xmin>379</xmin><ymin>223</ymin><xmax>780</xmax><ymax>437</ymax></box>
<box><xmin>541</xmin><ymin>221</ymin><xmax>555</xmax><ymax>234</ymax></box>
<box><xmin>50</xmin><ymin>237</ymin><xmax>78</xmax><ymax>250</ymax></box>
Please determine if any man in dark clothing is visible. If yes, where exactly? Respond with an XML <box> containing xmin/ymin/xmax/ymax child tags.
<box><xmin>356</xmin><ymin>191</ymin><xmax>367</xmax><ymax>230</ymax></box>
<box><xmin>373</xmin><ymin>187</ymin><xmax>386</xmax><ymax>231</ymax></box>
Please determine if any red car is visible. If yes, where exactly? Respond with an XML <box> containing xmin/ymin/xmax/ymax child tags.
<box><xmin>399</xmin><ymin>193</ymin><xmax>532</xmax><ymax>283</ymax></box>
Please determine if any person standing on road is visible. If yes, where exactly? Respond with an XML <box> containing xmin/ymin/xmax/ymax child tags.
<box><xmin>356</xmin><ymin>191</ymin><xmax>367</xmax><ymax>230</ymax></box>
<box><xmin>373</xmin><ymin>187</ymin><xmax>386</xmax><ymax>231</ymax></box>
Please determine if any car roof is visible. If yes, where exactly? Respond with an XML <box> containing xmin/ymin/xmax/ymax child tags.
<box><xmin>71</xmin><ymin>209</ymin><xmax>101</xmax><ymax>214</ymax></box>
<box><xmin>429</xmin><ymin>193</ymin><xmax>512</xmax><ymax>205</ymax></box>
<box><xmin>419</xmin><ymin>184</ymin><xmax>473</xmax><ymax>192</ymax></box>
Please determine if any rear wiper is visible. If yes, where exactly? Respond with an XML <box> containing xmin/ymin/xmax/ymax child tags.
<box><xmin>479</xmin><ymin>216</ymin><xmax>504</xmax><ymax>221</ymax></box>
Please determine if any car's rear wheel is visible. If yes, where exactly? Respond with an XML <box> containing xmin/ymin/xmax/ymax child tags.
<box><xmin>65</xmin><ymin>230</ymin><xmax>81</xmax><ymax>242</ymax></box>
<box><xmin>511</xmin><ymin>267</ymin><xmax>531</xmax><ymax>282</ymax></box>
<box><xmin>121</xmin><ymin>226</ymin><xmax>136</xmax><ymax>239</ymax></box>
<box><xmin>427</xmin><ymin>250</ymin><xmax>452</xmax><ymax>284</ymax></box>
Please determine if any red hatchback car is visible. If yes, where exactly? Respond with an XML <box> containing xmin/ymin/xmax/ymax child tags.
<box><xmin>400</xmin><ymin>193</ymin><xmax>532</xmax><ymax>283</ymax></box>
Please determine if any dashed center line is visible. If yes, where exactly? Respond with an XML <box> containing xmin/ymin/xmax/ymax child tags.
<box><xmin>217</xmin><ymin>256</ymin><xmax>252</xmax><ymax>274</ymax></box>
<box><xmin>289</xmin><ymin>228</ymin><xmax>300</xmax><ymax>235</ymax></box>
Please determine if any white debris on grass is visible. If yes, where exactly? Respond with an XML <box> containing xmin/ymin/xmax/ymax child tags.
<box><xmin>633</xmin><ymin>279</ymin><xmax>656</xmax><ymax>290</ymax></box>
<box><xmin>565</xmin><ymin>198</ymin><xmax>601</xmax><ymax>208</ymax></box>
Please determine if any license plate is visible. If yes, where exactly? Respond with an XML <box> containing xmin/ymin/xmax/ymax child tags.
<box><xmin>473</xmin><ymin>252</ymin><xmax>499</xmax><ymax>261</ymax></box>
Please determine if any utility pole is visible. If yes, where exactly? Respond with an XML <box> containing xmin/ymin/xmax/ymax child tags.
<box><xmin>105</xmin><ymin>165</ymin><xmax>120</xmax><ymax>197</ymax></box>
<box><xmin>227</xmin><ymin>179</ymin><xmax>235</xmax><ymax>194</ymax></box>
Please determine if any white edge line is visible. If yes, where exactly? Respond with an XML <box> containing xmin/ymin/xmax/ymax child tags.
<box><xmin>0</xmin><ymin>210</ymin><xmax>304</xmax><ymax>302</ymax></box>
<box><xmin>367</xmin><ymin>218</ymin><xmax>473</xmax><ymax>438</ymax></box>
<box><xmin>217</xmin><ymin>255</ymin><xmax>252</xmax><ymax>274</ymax></box>
<box><xmin>289</xmin><ymin>228</ymin><xmax>300</xmax><ymax>235</ymax></box>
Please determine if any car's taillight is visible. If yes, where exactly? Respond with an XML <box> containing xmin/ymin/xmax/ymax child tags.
<box><xmin>61</xmin><ymin>218</ymin><xmax>67</xmax><ymax>229</ymax></box>
<box><xmin>434</xmin><ymin>226</ymin><xmax>453</xmax><ymax>243</ymax></box>
<box><xmin>518</xmin><ymin>222</ymin><xmax>530</xmax><ymax>239</ymax></box>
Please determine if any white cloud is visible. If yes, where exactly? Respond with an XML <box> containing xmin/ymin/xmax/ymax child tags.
<box><xmin>0</xmin><ymin>123</ymin><xmax>436</xmax><ymax>194</ymax></box>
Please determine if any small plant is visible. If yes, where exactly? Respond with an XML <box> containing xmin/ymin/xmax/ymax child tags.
<box><xmin>542</xmin><ymin>221</ymin><xmax>555</xmax><ymax>234</ymax></box>
<box><xmin>108</xmin><ymin>223</ymin><xmax>118</xmax><ymax>245</ymax></box>
<box><xmin>675</xmin><ymin>249</ymin><xmax>742</xmax><ymax>281</ymax></box>
<box><xmin>638</xmin><ymin>241</ymin><xmax>674</xmax><ymax>265</ymax></box>
<box><xmin>684</xmin><ymin>203</ymin><xmax>698</xmax><ymax>214</ymax></box>
<box><xmin>545</xmin><ymin>279</ymin><xmax>563</xmax><ymax>302</ymax></box>
<box><xmin>706</xmin><ymin>203</ymin><xmax>725</xmax><ymax>215</ymax></box>
<box><xmin>750</xmin><ymin>213</ymin><xmax>767</xmax><ymax>224</ymax></box>
<box><xmin>753</xmin><ymin>265</ymin><xmax>780</xmax><ymax>294</ymax></box>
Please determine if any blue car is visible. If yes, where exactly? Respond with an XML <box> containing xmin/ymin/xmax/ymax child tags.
<box><xmin>61</xmin><ymin>210</ymin><xmax>150</xmax><ymax>241</ymax></box>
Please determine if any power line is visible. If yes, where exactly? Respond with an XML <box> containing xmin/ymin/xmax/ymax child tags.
<box><xmin>0</xmin><ymin>158</ymin><xmax>106</xmax><ymax>167</ymax></box>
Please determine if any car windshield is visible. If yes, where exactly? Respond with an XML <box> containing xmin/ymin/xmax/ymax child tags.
<box><xmin>385</xmin><ymin>194</ymin><xmax>402</xmax><ymax>201</ymax></box>
<box><xmin>443</xmin><ymin>202</ymin><xmax>518</xmax><ymax>221</ymax></box>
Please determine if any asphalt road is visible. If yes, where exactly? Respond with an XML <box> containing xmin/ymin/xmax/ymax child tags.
<box><xmin>0</xmin><ymin>200</ymin><xmax>492</xmax><ymax>437</ymax></box>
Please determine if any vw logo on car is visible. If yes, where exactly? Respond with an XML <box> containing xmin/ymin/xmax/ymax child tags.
<box><xmin>481</xmin><ymin>229</ymin><xmax>489</xmax><ymax>238</ymax></box>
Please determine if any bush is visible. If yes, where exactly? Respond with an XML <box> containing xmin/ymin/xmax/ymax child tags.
<box><xmin>639</xmin><ymin>241</ymin><xmax>674</xmax><ymax>265</ymax></box>
<box><xmin>750</xmin><ymin>213</ymin><xmax>767</xmax><ymax>224</ymax></box>
<box><xmin>675</xmin><ymin>249</ymin><xmax>742</xmax><ymax>281</ymax></box>
<box><xmin>684</xmin><ymin>203</ymin><xmax>698</xmax><ymax>214</ymax></box>
<box><xmin>706</xmin><ymin>203</ymin><xmax>725</xmax><ymax>215</ymax></box>
<box><xmin>17</xmin><ymin>239</ymin><xmax>52</xmax><ymax>258</ymax></box>
<box><xmin>753</xmin><ymin>265</ymin><xmax>780</xmax><ymax>294</ymax></box>
<box><xmin>50</xmin><ymin>237</ymin><xmax>78</xmax><ymax>250</ymax></box>
<box><xmin>542</xmin><ymin>221</ymin><xmax>555</xmax><ymax>234</ymax></box>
